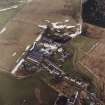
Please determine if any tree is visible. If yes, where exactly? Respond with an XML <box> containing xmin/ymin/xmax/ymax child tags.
<box><xmin>83</xmin><ymin>0</ymin><xmax>105</xmax><ymax>27</ymax></box>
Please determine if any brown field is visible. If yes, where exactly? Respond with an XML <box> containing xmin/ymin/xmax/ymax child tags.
<box><xmin>81</xmin><ymin>24</ymin><xmax>105</xmax><ymax>94</ymax></box>
<box><xmin>83</xmin><ymin>23</ymin><xmax>105</xmax><ymax>39</ymax></box>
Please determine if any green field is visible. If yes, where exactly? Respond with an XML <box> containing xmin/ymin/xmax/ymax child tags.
<box><xmin>0</xmin><ymin>0</ymin><xmax>25</xmax><ymax>30</ymax></box>
<box><xmin>0</xmin><ymin>71</ymin><xmax>57</xmax><ymax>105</ymax></box>
<box><xmin>0</xmin><ymin>0</ymin><xmax>22</xmax><ymax>8</ymax></box>
<box><xmin>61</xmin><ymin>35</ymin><xmax>97</xmax><ymax>81</ymax></box>
<box><xmin>0</xmin><ymin>8</ymin><xmax>22</xmax><ymax>29</ymax></box>
<box><xmin>40</xmin><ymin>35</ymin><xmax>98</xmax><ymax>87</ymax></box>
<box><xmin>70</xmin><ymin>35</ymin><xmax>97</xmax><ymax>60</ymax></box>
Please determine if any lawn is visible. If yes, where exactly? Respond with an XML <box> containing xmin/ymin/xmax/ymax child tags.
<box><xmin>61</xmin><ymin>35</ymin><xmax>97</xmax><ymax>81</ymax></box>
<box><xmin>71</xmin><ymin>35</ymin><xmax>97</xmax><ymax>59</ymax></box>
<box><xmin>0</xmin><ymin>0</ymin><xmax>22</xmax><ymax>8</ymax></box>
<box><xmin>64</xmin><ymin>35</ymin><xmax>97</xmax><ymax>66</ymax></box>
<box><xmin>0</xmin><ymin>71</ymin><xmax>58</xmax><ymax>105</ymax></box>
<box><xmin>0</xmin><ymin>0</ymin><xmax>25</xmax><ymax>30</ymax></box>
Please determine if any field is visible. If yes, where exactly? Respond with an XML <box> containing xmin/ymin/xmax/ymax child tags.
<box><xmin>79</xmin><ymin>24</ymin><xmax>105</xmax><ymax>96</ymax></box>
<box><xmin>0</xmin><ymin>0</ymin><xmax>104</xmax><ymax>104</ymax></box>
<box><xmin>61</xmin><ymin>35</ymin><xmax>97</xmax><ymax>81</ymax></box>
<box><xmin>0</xmin><ymin>0</ymin><xmax>20</xmax><ymax>8</ymax></box>
<box><xmin>0</xmin><ymin>0</ymin><xmax>83</xmax><ymax>105</ymax></box>
<box><xmin>0</xmin><ymin>71</ymin><xmax>58</xmax><ymax>105</ymax></box>
<box><xmin>0</xmin><ymin>6</ymin><xmax>24</xmax><ymax>29</ymax></box>
<box><xmin>0</xmin><ymin>0</ymin><xmax>82</xmax><ymax>73</ymax></box>
<box><xmin>0</xmin><ymin>0</ymin><xmax>25</xmax><ymax>30</ymax></box>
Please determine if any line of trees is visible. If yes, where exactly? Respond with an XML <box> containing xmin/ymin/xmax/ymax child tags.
<box><xmin>83</xmin><ymin>0</ymin><xmax>105</xmax><ymax>27</ymax></box>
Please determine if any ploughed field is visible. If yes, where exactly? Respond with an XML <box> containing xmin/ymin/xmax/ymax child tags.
<box><xmin>80</xmin><ymin>24</ymin><xmax>105</xmax><ymax>95</ymax></box>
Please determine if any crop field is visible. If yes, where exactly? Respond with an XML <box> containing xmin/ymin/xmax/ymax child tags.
<box><xmin>0</xmin><ymin>71</ymin><xmax>57</xmax><ymax>105</ymax></box>
<box><xmin>1</xmin><ymin>0</ymin><xmax>101</xmax><ymax>105</ymax></box>
<box><xmin>61</xmin><ymin>35</ymin><xmax>97</xmax><ymax>79</ymax></box>
<box><xmin>81</xmin><ymin>31</ymin><xmax>105</xmax><ymax>88</ymax></box>
<box><xmin>0</xmin><ymin>0</ymin><xmax>20</xmax><ymax>8</ymax></box>
<box><xmin>0</xmin><ymin>7</ymin><xmax>23</xmax><ymax>30</ymax></box>
<box><xmin>0</xmin><ymin>0</ymin><xmax>25</xmax><ymax>30</ymax></box>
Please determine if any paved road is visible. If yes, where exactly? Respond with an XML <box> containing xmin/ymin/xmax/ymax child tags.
<box><xmin>0</xmin><ymin>0</ymin><xmax>81</xmax><ymax>72</ymax></box>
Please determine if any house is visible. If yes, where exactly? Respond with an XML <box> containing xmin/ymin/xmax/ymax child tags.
<box><xmin>54</xmin><ymin>92</ymin><xmax>79</xmax><ymax>105</ymax></box>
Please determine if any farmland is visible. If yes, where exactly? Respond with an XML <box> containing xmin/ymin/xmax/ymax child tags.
<box><xmin>0</xmin><ymin>0</ymin><xmax>83</xmax><ymax>105</ymax></box>
<box><xmin>0</xmin><ymin>0</ymin><xmax>25</xmax><ymax>30</ymax></box>
<box><xmin>0</xmin><ymin>0</ymin><xmax>104</xmax><ymax>104</ymax></box>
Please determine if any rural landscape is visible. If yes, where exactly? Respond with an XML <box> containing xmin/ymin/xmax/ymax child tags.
<box><xmin>0</xmin><ymin>0</ymin><xmax>105</xmax><ymax>105</ymax></box>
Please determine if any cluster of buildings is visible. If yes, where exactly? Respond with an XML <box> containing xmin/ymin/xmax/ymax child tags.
<box><xmin>54</xmin><ymin>91</ymin><xmax>102</xmax><ymax>105</ymax></box>
<box><xmin>12</xmin><ymin>20</ymin><xmax>79</xmax><ymax>76</ymax></box>
<box><xmin>11</xmin><ymin>20</ymin><xmax>103</xmax><ymax>105</ymax></box>
<box><xmin>12</xmin><ymin>34</ymin><xmax>69</xmax><ymax>75</ymax></box>
<box><xmin>54</xmin><ymin>92</ymin><xmax>80</xmax><ymax>105</ymax></box>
